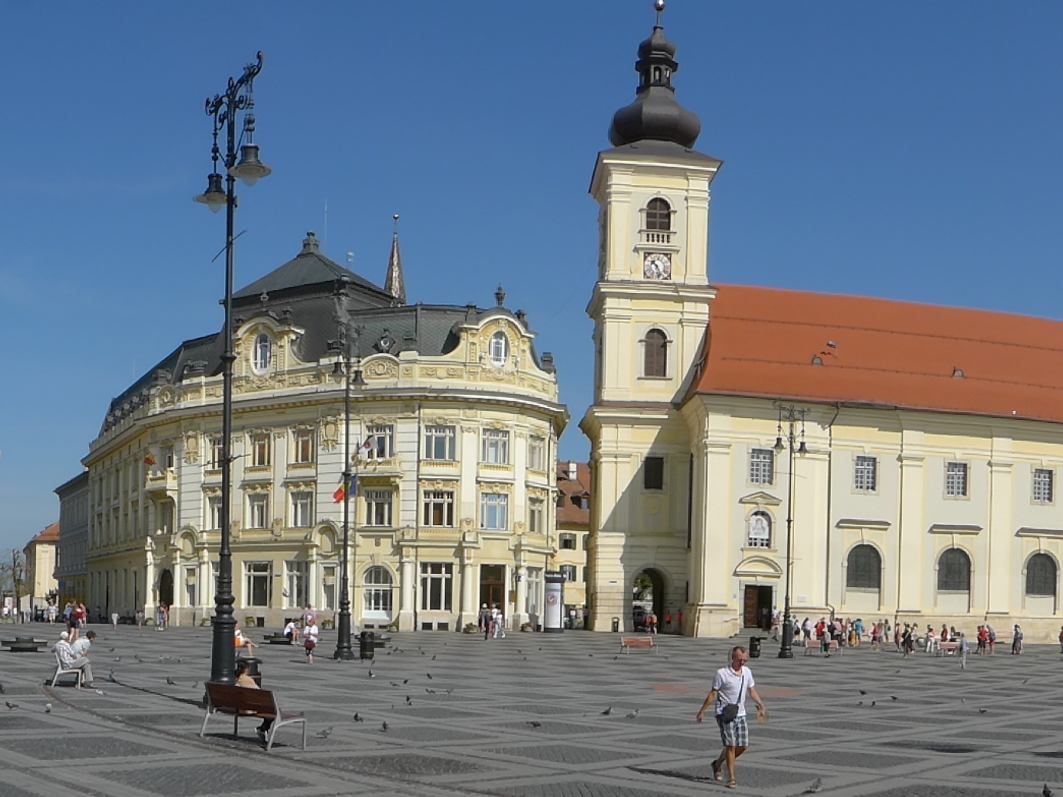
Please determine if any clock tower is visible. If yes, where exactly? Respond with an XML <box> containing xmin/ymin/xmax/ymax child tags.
<box><xmin>581</xmin><ymin>4</ymin><xmax>721</xmax><ymax>633</ymax></box>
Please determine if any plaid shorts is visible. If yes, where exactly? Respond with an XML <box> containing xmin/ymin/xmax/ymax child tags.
<box><xmin>716</xmin><ymin>714</ymin><xmax>749</xmax><ymax>748</ymax></box>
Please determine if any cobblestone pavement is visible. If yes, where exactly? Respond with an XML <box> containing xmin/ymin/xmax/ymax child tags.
<box><xmin>0</xmin><ymin>624</ymin><xmax>1060</xmax><ymax>797</ymax></box>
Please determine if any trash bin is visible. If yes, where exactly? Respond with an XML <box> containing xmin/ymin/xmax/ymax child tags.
<box><xmin>359</xmin><ymin>630</ymin><xmax>375</xmax><ymax>660</ymax></box>
<box><xmin>749</xmin><ymin>636</ymin><xmax>764</xmax><ymax>659</ymax></box>
<box><xmin>611</xmin><ymin>617</ymin><xmax>620</xmax><ymax>633</ymax></box>
<box><xmin>236</xmin><ymin>656</ymin><xmax>263</xmax><ymax>686</ymax></box>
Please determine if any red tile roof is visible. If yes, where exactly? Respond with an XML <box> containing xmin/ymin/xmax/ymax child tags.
<box><xmin>693</xmin><ymin>285</ymin><xmax>1063</xmax><ymax>424</ymax></box>
<box><xmin>556</xmin><ymin>461</ymin><xmax>590</xmax><ymax>527</ymax></box>
<box><xmin>30</xmin><ymin>522</ymin><xmax>60</xmax><ymax>544</ymax></box>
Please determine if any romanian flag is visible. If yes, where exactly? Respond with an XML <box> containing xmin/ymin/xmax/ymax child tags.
<box><xmin>143</xmin><ymin>453</ymin><xmax>157</xmax><ymax>466</ymax></box>
<box><xmin>333</xmin><ymin>476</ymin><xmax>356</xmax><ymax>503</ymax></box>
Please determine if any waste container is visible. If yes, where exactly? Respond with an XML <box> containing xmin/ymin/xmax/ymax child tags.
<box><xmin>236</xmin><ymin>656</ymin><xmax>263</xmax><ymax>686</ymax></box>
<box><xmin>359</xmin><ymin>630</ymin><xmax>375</xmax><ymax>660</ymax></box>
<box><xmin>611</xmin><ymin>617</ymin><xmax>620</xmax><ymax>633</ymax></box>
<box><xmin>748</xmin><ymin>636</ymin><xmax>764</xmax><ymax>659</ymax></box>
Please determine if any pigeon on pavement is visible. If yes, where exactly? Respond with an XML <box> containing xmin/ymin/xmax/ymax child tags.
<box><xmin>803</xmin><ymin>778</ymin><xmax>822</xmax><ymax>794</ymax></box>
<box><xmin>353</xmin><ymin>713</ymin><xmax>363</xmax><ymax>722</ymax></box>
<box><xmin>317</xmin><ymin>726</ymin><xmax>333</xmax><ymax>739</ymax></box>
<box><xmin>1043</xmin><ymin>783</ymin><xmax>1053</xmax><ymax>797</ymax></box>
<box><xmin>601</xmin><ymin>707</ymin><xmax>612</xmax><ymax>715</ymax></box>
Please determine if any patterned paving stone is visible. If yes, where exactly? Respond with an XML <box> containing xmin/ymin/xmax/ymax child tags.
<box><xmin>487</xmin><ymin>744</ymin><xmax>647</xmax><ymax>765</ymax></box>
<box><xmin>486</xmin><ymin>781</ymin><xmax>678</xmax><ymax>797</ymax></box>
<box><xmin>777</xmin><ymin>749</ymin><xmax>923</xmax><ymax>769</ymax></box>
<box><xmin>100</xmin><ymin>763</ymin><xmax>304</xmax><ymax>796</ymax></box>
<box><xmin>321</xmin><ymin>752</ymin><xmax>497</xmax><ymax>777</ymax></box>
<box><xmin>965</xmin><ymin>762</ymin><xmax>1063</xmax><ymax>781</ymax></box>
<box><xmin>3</xmin><ymin>734</ymin><xmax>170</xmax><ymax>760</ymax></box>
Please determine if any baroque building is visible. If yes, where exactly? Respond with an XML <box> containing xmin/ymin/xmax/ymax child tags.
<box><xmin>55</xmin><ymin>472</ymin><xmax>89</xmax><ymax>607</ymax></box>
<box><xmin>584</xmin><ymin>13</ymin><xmax>1063</xmax><ymax>640</ymax></box>
<box><xmin>84</xmin><ymin>231</ymin><xmax>567</xmax><ymax>630</ymax></box>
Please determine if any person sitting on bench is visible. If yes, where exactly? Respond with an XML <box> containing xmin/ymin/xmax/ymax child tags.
<box><xmin>234</xmin><ymin>623</ymin><xmax>258</xmax><ymax>652</ymax></box>
<box><xmin>234</xmin><ymin>661</ymin><xmax>272</xmax><ymax>742</ymax></box>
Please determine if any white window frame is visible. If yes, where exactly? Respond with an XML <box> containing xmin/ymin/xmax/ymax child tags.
<box><xmin>247</xmin><ymin>493</ymin><xmax>269</xmax><ymax>529</ymax></box>
<box><xmin>366</xmin><ymin>424</ymin><xmax>394</xmax><ymax>460</ymax></box>
<box><xmin>481</xmin><ymin>429</ymin><xmax>510</xmax><ymax>465</ymax></box>
<box><xmin>290</xmin><ymin>490</ymin><xmax>314</xmax><ymax>528</ymax></box>
<box><xmin>419</xmin><ymin>562</ymin><xmax>453</xmax><ymax>611</ymax></box>
<box><xmin>559</xmin><ymin>532</ymin><xmax>577</xmax><ymax>550</ymax></box>
<box><xmin>489</xmin><ymin>331</ymin><xmax>510</xmax><ymax>367</ymax></box>
<box><xmin>854</xmin><ymin>455</ymin><xmax>877</xmax><ymax>492</ymax></box>
<box><xmin>422</xmin><ymin>490</ymin><xmax>455</xmax><ymax>527</ymax></box>
<box><xmin>285</xmin><ymin>561</ymin><xmax>309</xmax><ymax>609</ymax></box>
<box><xmin>749</xmin><ymin>448</ymin><xmax>774</xmax><ymax>485</ymax></box>
<box><xmin>528</xmin><ymin>498</ymin><xmax>544</xmax><ymax>534</ymax></box>
<box><xmin>245</xmin><ymin>561</ymin><xmax>272</xmax><ymax>607</ymax></box>
<box><xmin>184</xmin><ymin>566</ymin><xmax>197</xmax><ymax>607</ymax></box>
<box><xmin>424</xmin><ymin>425</ymin><xmax>456</xmax><ymax>461</ymax></box>
<box><xmin>747</xmin><ymin>511</ymin><xmax>772</xmax><ymax>549</ymax></box>
<box><xmin>1034</xmin><ymin>468</ymin><xmax>1054</xmax><ymax>504</ymax></box>
<box><xmin>363</xmin><ymin>565</ymin><xmax>394</xmax><ymax>617</ymax></box>
<box><xmin>252</xmin><ymin>333</ymin><xmax>272</xmax><ymax>374</ymax></box>
<box><xmin>208</xmin><ymin>436</ymin><xmax>224</xmax><ymax>470</ymax></box>
<box><xmin>321</xmin><ymin>564</ymin><xmax>337</xmax><ymax>610</ymax></box>
<box><xmin>364</xmin><ymin>490</ymin><xmax>393</xmax><ymax>527</ymax></box>
<box><xmin>250</xmin><ymin>432</ymin><xmax>271</xmax><ymax>468</ymax></box>
<box><xmin>206</xmin><ymin>494</ymin><xmax>222</xmax><ymax>531</ymax></box>
<box><xmin>292</xmin><ymin>429</ymin><xmax>315</xmax><ymax>464</ymax></box>
<box><xmin>528</xmin><ymin>436</ymin><xmax>546</xmax><ymax>471</ymax></box>
<box><xmin>945</xmin><ymin>461</ymin><xmax>969</xmax><ymax>498</ymax></box>
<box><xmin>559</xmin><ymin>564</ymin><xmax>577</xmax><ymax>582</ymax></box>
<box><xmin>480</xmin><ymin>493</ymin><xmax>508</xmax><ymax>530</ymax></box>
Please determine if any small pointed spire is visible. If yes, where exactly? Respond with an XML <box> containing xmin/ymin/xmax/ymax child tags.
<box><xmin>384</xmin><ymin>214</ymin><xmax>407</xmax><ymax>306</ymax></box>
<box><xmin>495</xmin><ymin>285</ymin><xmax>506</xmax><ymax>307</ymax></box>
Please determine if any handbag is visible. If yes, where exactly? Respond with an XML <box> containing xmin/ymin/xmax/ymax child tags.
<box><xmin>718</xmin><ymin>671</ymin><xmax>745</xmax><ymax>724</ymax></box>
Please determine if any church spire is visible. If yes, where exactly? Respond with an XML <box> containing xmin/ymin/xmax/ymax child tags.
<box><xmin>384</xmin><ymin>214</ymin><xmax>407</xmax><ymax>306</ymax></box>
<box><xmin>608</xmin><ymin>1</ymin><xmax>701</xmax><ymax>149</ymax></box>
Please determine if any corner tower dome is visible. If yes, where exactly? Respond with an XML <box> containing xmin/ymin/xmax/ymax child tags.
<box><xmin>608</xmin><ymin>3</ymin><xmax>702</xmax><ymax>149</ymax></box>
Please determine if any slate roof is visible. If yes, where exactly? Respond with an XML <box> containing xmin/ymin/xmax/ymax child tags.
<box><xmin>99</xmin><ymin>235</ymin><xmax>544</xmax><ymax>435</ymax></box>
<box><xmin>692</xmin><ymin>284</ymin><xmax>1063</xmax><ymax>425</ymax></box>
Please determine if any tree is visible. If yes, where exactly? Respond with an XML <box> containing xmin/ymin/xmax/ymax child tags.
<box><xmin>0</xmin><ymin>550</ymin><xmax>26</xmax><ymax>620</ymax></box>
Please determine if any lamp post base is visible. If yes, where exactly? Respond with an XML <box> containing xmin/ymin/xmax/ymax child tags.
<box><xmin>333</xmin><ymin>645</ymin><xmax>357</xmax><ymax>661</ymax></box>
<box><xmin>777</xmin><ymin>613</ymin><xmax>795</xmax><ymax>659</ymax></box>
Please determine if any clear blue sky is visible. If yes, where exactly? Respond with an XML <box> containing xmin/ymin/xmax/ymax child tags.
<box><xmin>1</xmin><ymin>2</ymin><xmax>1061</xmax><ymax>552</ymax></box>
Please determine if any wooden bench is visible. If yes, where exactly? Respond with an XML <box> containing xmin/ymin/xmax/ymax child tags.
<box><xmin>619</xmin><ymin>636</ymin><xmax>658</xmax><ymax>653</ymax></box>
<box><xmin>263</xmin><ymin>634</ymin><xmax>292</xmax><ymax>645</ymax></box>
<box><xmin>200</xmin><ymin>682</ymin><xmax>307</xmax><ymax>752</ymax></box>
<box><xmin>936</xmin><ymin>641</ymin><xmax>960</xmax><ymax>656</ymax></box>
<box><xmin>1</xmin><ymin>637</ymin><xmax>45</xmax><ymax>653</ymax></box>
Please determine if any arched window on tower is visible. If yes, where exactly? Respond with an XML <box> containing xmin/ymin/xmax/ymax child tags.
<box><xmin>646</xmin><ymin>198</ymin><xmax>671</xmax><ymax>231</ymax></box>
<box><xmin>937</xmin><ymin>548</ymin><xmax>971</xmax><ymax>592</ymax></box>
<box><xmin>846</xmin><ymin>544</ymin><xmax>881</xmax><ymax>589</ymax></box>
<box><xmin>643</xmin><ymin>328</ymin><xmax>668</xmax><ymax>378</ymax></box>
<box><xmin>1026</xmin><ymin>553</ymin><xmax>1057</xmax><ymax>597</ymax></box>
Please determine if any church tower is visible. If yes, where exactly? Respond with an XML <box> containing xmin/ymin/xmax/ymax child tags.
<box><xmin>581</xmin><ymin>3</ymin><xmax>721</xmax><ymax>632</ymax></box>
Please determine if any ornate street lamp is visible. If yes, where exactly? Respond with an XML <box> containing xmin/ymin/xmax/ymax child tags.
<box><xmin>330</xmin><ymin>310</ymin><xmax>364</xmax><ymax>660</ymax></box>
<box><xmin>195</xmin><ymin>52</ymin><xmax>271</xmax><ymax>685</ymax></box>
<box><xmin>773</xmin><ymin>403</ymin><xmax>808</xmax><ymax>659</ymax></box>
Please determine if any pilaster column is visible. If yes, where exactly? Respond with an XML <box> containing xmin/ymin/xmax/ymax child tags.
<box><xmin>398</xmin><ymin>552</ymin><xmax>415</xmax><ymax>631</ymax></box>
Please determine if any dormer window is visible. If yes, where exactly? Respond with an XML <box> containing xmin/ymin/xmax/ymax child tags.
<box><xmin>489</xmin><ymin>331</ymin><xmax>509</xmax><ymax>367</ymax></box>
<box><xmin>252</xmin><ymin>333</ymin><xmax>272</xmax><ymax>374</ymax></box>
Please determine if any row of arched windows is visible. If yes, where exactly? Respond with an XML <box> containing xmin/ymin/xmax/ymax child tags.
<box><xmin>845</xmin><ymin>544</ymin><xmax>1058</xmax><ymax>597</ymax></box>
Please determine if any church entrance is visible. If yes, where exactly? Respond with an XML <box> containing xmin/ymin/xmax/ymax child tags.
<box><xmin>742</xmin><ymin>584</ymin><xmax>773</xmax><ymax>629</ymax></box>
<box><xmin>158</xmin><ymin>569</ymin><xmax>174</xmax><ymax>608</ymax></box>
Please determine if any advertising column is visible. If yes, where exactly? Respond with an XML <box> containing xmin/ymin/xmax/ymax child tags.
<box><xmin>544</xmin><ymin>570</ymin><xmax>564</xmax><ymax>633</ymax></box>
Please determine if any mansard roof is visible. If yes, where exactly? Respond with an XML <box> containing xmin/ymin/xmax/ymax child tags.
<box><xmin>98</xmin><ymin>234</ymin><xmax>545</xmax><ymax>435</ymax></box>
<box><xmin>693</xmin><ymin>284</ymin><xmax>1063</xmax><ymax>425</ymax></box>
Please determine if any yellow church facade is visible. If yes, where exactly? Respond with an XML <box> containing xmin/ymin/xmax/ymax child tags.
<box><xmin>584</xmin><ymin>16</ymin><xmax>1063</xmax><ymax>641</ymax></box>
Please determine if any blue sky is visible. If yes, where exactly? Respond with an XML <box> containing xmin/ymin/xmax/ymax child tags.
<box><xmin>1</xmin><ymin>2</ymin><xmax>1061</xmax><ymax>552</ymax></box>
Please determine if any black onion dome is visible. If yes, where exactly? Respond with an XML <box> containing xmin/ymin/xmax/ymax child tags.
<box><xmin>609</xmin><ymin>24</ymin><xmax>701</xmax><ymax>149</ymax></box>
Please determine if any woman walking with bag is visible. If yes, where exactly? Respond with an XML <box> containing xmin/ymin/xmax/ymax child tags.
<box><xmin>695</xmin><ymin>646</ymin><xmax>767</xmax><ymax>789</ymax></box>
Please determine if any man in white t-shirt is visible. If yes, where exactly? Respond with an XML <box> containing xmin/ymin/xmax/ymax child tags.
<box><xmin>54</xmin><ymin>630</ymin><xmax>95</xmax><ymax>688</ymax></box>
<box><xmin>696</xmin><ymin>646</ymin><xmax>766</xmax><ymax>789</ymax></box>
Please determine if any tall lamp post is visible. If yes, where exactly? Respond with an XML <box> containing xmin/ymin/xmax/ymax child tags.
<box><xmin>195</xmin><ymin>52</ymin><xmax>272</xmax><ymax>685</ymax></box>
<box><xmin>773</xmin><ymin>403</ymin><xmax>808</xmax><ymax>659</ymax></box>
<box><xmin>331</xmin><ymin>314</ymin><xmax>364</xmax><ymax>660</ymax></box>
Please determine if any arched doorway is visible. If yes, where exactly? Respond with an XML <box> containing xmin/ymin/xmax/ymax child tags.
<box><xmin>631</xmin><ymin>568</ymin><xmax>666</xmax><ymax>631</ymax></box>
<box><xmin>158</xmin><ymin>569</ymin><xmax>174</xmax><ymax>608</ymax></box>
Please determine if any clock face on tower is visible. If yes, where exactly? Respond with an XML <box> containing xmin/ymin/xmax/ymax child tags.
<box><xmin>643</xmin><ymin>252</ymin><xmax>672</xmax><ymax>280</ymax></box>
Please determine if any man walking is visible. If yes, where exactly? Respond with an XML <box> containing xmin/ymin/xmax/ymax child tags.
<box><xmin>696</xmin><ymin>646</ymin><xmax>767</xmax><ymax>789</ymax></box>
